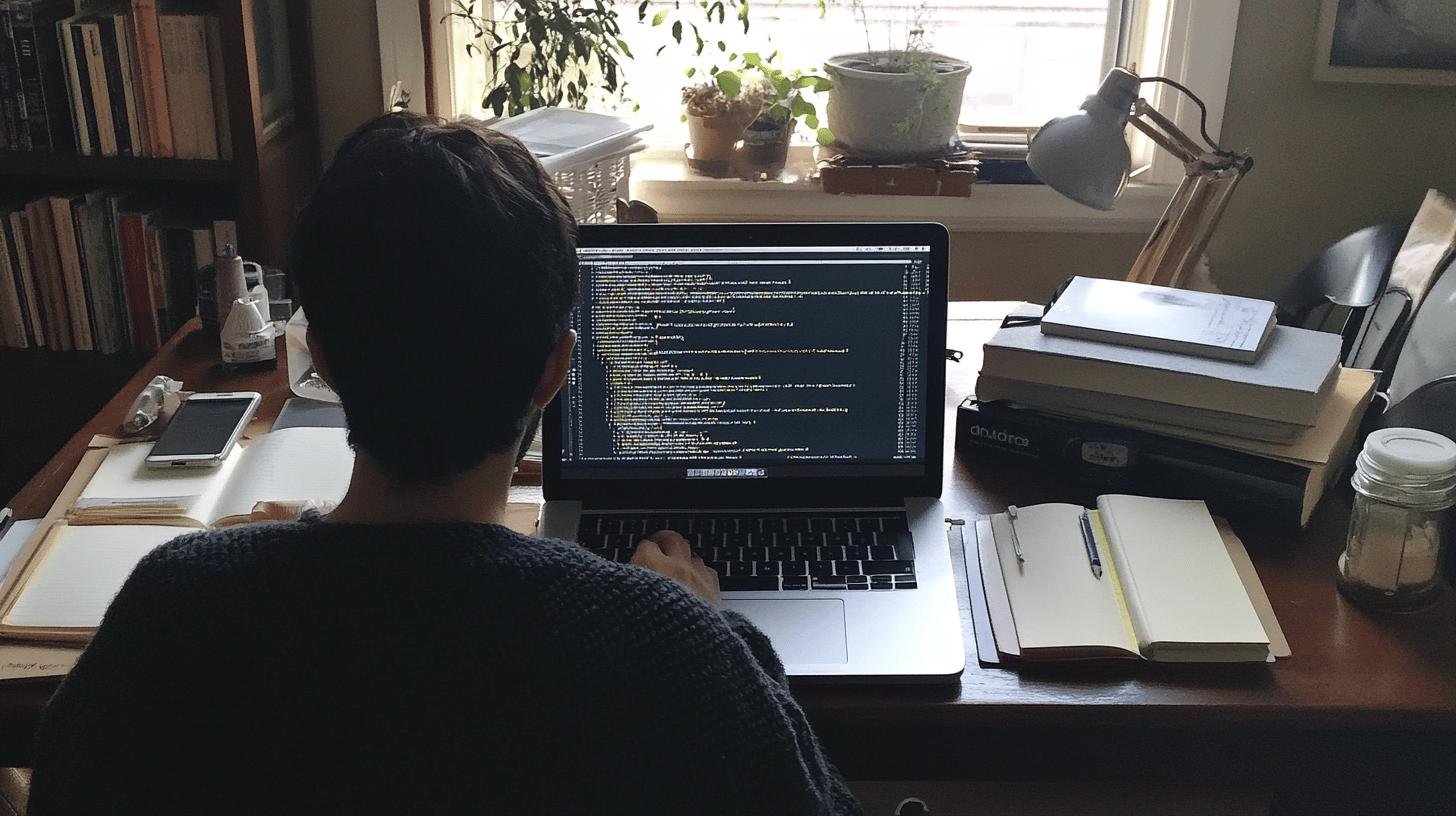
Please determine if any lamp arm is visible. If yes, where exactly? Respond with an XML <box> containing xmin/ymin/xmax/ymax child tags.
<box><xmin>1137</xmin><ymin>75</ymin><xmax>1233</xmax><ymax>156</ymax></box>
<box><xmin>1128</xmin><ymin>112</ymin><xmax>1202</xmax><ymax>165</ymax></box>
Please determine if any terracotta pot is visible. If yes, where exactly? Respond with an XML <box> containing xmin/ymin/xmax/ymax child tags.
<box><xmin>687</xmin><ymin>113</ymin><xmax>752</xmax><ymax>162</ymax></box>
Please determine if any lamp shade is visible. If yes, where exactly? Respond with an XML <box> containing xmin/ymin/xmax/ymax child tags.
<box><xmin>1026</xmin><ymin>68</ymin><xmax>1141</xmax><ymax>211</ymax></box>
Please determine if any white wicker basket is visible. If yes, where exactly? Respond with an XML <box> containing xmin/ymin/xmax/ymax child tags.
<box><xmin>551</xmin><ymin>152</ymin><xmax>632</xmax><ymax>224</ymax></box>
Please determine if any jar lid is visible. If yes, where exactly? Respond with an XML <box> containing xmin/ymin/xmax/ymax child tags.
<box><xmin>1362</xmin><ymin>428</ymin><xmax>1456</xmax><ymax>479</ymax></box>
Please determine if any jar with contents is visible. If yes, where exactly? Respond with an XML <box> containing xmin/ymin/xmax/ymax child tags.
<box><xmin>1338</xmin><ymin>427</ymin><xmax>1456</xmax><ymax>611</ymax></box>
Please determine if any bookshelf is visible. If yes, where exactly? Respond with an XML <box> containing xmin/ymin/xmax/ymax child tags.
<box><xmin>0</xmin><ymin>0</ymin><xmax>320</xmax><ymax>504</ymax></box>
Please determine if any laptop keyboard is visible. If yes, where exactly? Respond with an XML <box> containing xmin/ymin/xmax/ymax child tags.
<box><xmin>576</xmin><ymin>512</ymin><xmax>917</xmax><ymax>591</ymax></box>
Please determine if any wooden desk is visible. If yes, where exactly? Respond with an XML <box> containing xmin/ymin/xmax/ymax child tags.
<box><xmin>5</xmin><ymin>306</ymin><xmax>1456</xmax><ymax>813</ymax></box>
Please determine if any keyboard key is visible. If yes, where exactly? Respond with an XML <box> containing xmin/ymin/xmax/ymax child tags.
<box><xmin>791</xmin><ymin>546</ymin><xmax>817</xmax><ymax>562</ymax></box>
<box><xmin>721</xmin><ymin>577</ymin><xmax>780</xmax><ymax>592</ymax></box>
<box><xmin>738</xmin><ymin>518</ymin><xmax>763</xmax><ymax>534</ymax></box>
<box><xmin>808</xmin><ymin>561</ymin><xmax>836</xmax><ymax>578</ymax></box>
<box><xmin>844</xmin><ymin>545</ymin><xmax>868</xmax><ymax>561</ymax></box>
<box><xmin>620</xmin><ymin>519</ymin><xmax>645</xmax><ymax>535</ymax></box>
<box><xmin>756</xmin><ymin>561</ymin><xmax>781</xmax><ymax>576</ymax></box>
<box><xmin>781</xmin><ymin>576</ymin><xmax>809</xmax><ymax>590</ymax></box>
<box><xmin>689</xmin><ymin>518</ymin><xmax>716</xmax><ymax>534</ymax></box>
<box><xmin>870</xmin><ymin>576</ymin><xmax>894</xmax><ymax>589</ymax></box>
<box><xmin>869</xmin><ymin>545</ymin><xmax>897</xmax><ymax>561</ymax></box>
<box><xmin>766</xmin><ymin>546</ymin><xmax>792</xmax><ymax>562</ymax></box>
<box><xmin>782</xmin><ymin>561</ymin><xmax>808</xmax><ymax>576</ymax></box>
<box><xmin>844</xmin><ymin>583</ymin><xmax>869</xmax><ymax>590</ymax></box>
<box><xmin>811</xmin><ymin>577</ymin><xmax>847</xmax><ymax>589</ymax></box>
<box><xmin>818</xmin><ymin>545</ymin><xmax>845</xmax><ymax>561</ymax></box>
<box><xmin>723</xmin><ymin>532</ymin><xmax>750</xmax><ymax>546</ymax></box>
<box><xmin>761</xmin><ymin>518</ymin><xmax>787</xmax><ymax>534</ymax></box>
<box><xmin>845</xmin><ymin>575</ymin><xmax>869</xmax><ymax>585</ymax></box>
<box><xmin>882</xmin><ymin>530</ymin><xmax>916</xmax><ymax>560</ymax></box>
<box><xmin>894</xmin><ymin>581</ymin><xmax>918</xmax><ymax>590</ymax></box>
<box><xmin>706</xmin><ymin>561</ymin><xmax>728</xmax><ymax>576</ymax></box>
<box><xmin>879</xmin><ymin>516</ymin><xmax>910</xmax><ymax>533</ymax></box>
<box><xmin>835</xmin><ymin>560</ymin><xmax>863</xmax><ymax>576</ymax></box>
<box><xmin>809</xmin><ymin>518</ymin><xmax>833</xmax><ymax>533</ymax></box>
<box><xmin>740</xmin><ymin>546</ymin><xmax>767</xmax><ymax>562</ymax></box>
<box><xmin>862</xmin><ymin>560</ymin><xmax>915</xmax><ymax>576</ymax></box>
<box><xmin>836</xmin><ymin>518</ymin><xmax>861</xmax><ymax>532</ymax></box>
<box><xmin>726</xmin><ymin>561</ymin><xmax>754</xmax><ymax>577</ymax></box>
<box><xmin>848</xmin><ymin>531</ymin><xmax>877</xmax><ymax>546</ymax></box>
<box><xmin>824</xmin><ymin>531</ymin><xmax>850</xmax><ymax>547</ymax></box>
<box><xmin>605</xmin><ymin>533</ymin><xmax>636</xmax><ymax>548</ymax></box>
<box><xmin>786</xmin><ymin>517</ymin><xmax>809</xmax><ymax>533</ymax></box>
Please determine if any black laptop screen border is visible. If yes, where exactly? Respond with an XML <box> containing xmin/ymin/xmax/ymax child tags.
<box><xmin>542</xmin><ymin>222</ymin><xmax>948</xmax><ymax>506</ymax></box>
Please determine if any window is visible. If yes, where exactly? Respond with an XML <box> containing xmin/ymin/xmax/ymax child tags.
<box><xmin>443</xmin><ymin>1</ymin><xmax>1118</xmax><ymax>140</ymax></box>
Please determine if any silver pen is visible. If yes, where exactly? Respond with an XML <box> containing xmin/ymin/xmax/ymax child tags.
<box><xmin>1005</xmin><ymin>505</ymin><xmax>1026</xmax><ymax>564</ymax></box>
<box><xmin>1079</xmin><ymin>509</ymin><xmax>1103</xmax><ymax>579</ymax></box>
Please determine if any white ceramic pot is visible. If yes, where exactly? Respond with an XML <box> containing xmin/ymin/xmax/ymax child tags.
<box><xmin>824</xmin><ymin>51</ymin><xmax>971</xmax><ymax>160</ymax></box>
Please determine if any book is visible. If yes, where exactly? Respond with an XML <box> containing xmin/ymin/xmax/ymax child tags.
<box><xmin>157</xmin><ymin>11</ymin><xmax>214</xmax><ymax>159</ymax></box>
<box><xmin>123</xmin><ymin>0</ymin><xmax>171</xmax><ymax>157</ymax></box>
<box><xmin>113</xmin><ymin>199</ymin><xmax>161</xmax><ymax>352</ymax></box>
<box><xmin>1041</xmin><ymin>276</ymin><xmax>1277</xmax><ymax>363</ymax></box>
<box><xmin>959</xmin><ymin>368</ymin><xmax>1376</xmax><ymax>527</ymax></box>
<box><xmin>0</xmin><ymin>216</ymin><xmax>25</xmax><ymax>347</ymax></box>
<box><xmin>45</xmin><ymin>194</ymin><xmax>96</xmax><ymax>351</ymax></box>
<box><xmin>78</xmin><ymin>20</ymin><xmax>117</xmax><ymax>156</ymax></box>
<box><xmin>69</xmin><ymin>426</ymin><xmax>354</xmax><ymax>528</ymax></box>
<box><xmin>4</xmin><ymin>208</ymin><xmax>45</xmax><ymax>347</ymax></box>
<box><xmin>23</xmin><ymin>197</ymin><xmax>72</xmax><ymax>351</ymax></box>
<box><xmin>95</xmin><ymin>13</ymin><xmax>137</xmax><ymax>156</ymax></box>
<box><xmin>202</xmin><ymin>13</ymin><xmax>228</xmax><ymax>159</ymax></box>
<box><xmin>974</xmin><ymin>373</ymin><xmax>1310</xmax><ymax>443</ymax></box>
<box><xmin>57</xmin><ymin>15</ymin><xmax>96</xmax><ymax>155</ymax></box>
<box><xmin>74</xmin><ymin>190</ymin><xmax>128</xmax><ymax>353</ymax></box>
<box><xmin>8</xmin><ymin>0</ymin><xmax>76</xmax><ymax>152</ymax></box>
<box><xmin>977</xmin><ymin>496</ymin><xmax>1274</xmax><ymax>663</ymax></box>
<box><xmin>0</xmin><ymin>7</ymin><xmax>22</xmax><ymax>149</ymax></box>
<box><xmin>980</xmin><ymin>322</ymin><xmax>1340</xmax><ymax>425</ymax></box>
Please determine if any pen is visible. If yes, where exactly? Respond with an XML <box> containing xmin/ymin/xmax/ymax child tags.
<box><xmin>1079</xmin><ymin>509</ymin><xmax>1103</xmax><ymax>579</ymax></box>
<box><xmin>0</xmin><ymin>508</ymin><xmax>13</xmax><ymax>542</ymax></box>
<box><xmin>1005</xmin><ymin>505</ymin><xmax>1026</xmax><ymax>564</ymax></box>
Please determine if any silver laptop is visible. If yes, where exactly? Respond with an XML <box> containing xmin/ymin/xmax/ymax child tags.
<box><xmin>541</xmin><ymin>223</ymin><xmax>963</xmax><ymax>682</ymax></box>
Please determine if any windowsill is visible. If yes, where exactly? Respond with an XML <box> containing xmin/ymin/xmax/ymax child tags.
<box><xmin>629</xmin><ymin>147</ymin><xmax>1172</xmax><ymax>234</ymax></box>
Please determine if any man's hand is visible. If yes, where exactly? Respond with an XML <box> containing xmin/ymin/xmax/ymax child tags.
<box><xmin>631</xmin><ymin>530</ymin><xmax>722</xmax><ymax>606</ymax></box>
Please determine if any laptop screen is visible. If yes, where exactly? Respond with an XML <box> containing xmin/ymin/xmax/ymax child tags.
<box><xmin>547</xmin><ymin>224</ymin><xmax>946</xmax><ymax>500</ymax></box>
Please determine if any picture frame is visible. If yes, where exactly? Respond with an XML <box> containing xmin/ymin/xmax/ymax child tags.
<box><xmin>1313</xmin><ymin>0</ymin><xmax>1456</xmax><ymax>86</ymax></box>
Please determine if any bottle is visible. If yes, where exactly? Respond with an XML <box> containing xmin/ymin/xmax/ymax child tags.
<box><xmin>220</xmin><ymin>296</ymin><xmax>277</xmax><ymax>373</ymax></box>
<box><xmin>214</xmin><ymin>244</ymin><xmax>248</xmax><ymax>332</ymax></box>
<box><xmin>1337</xmin><ymin>427</ymin><xmax>1456</xmax><ymax>611</ymax></box>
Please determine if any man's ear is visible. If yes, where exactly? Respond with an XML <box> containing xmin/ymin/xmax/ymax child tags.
<box><xmin>531</xmin><ymin>329</ymin><xmax>577</xmax><ymax>409</ymax></box>
<box><xmin>305</xmin><ymin>327</ymin><xmax>338</xmax><ymax>390</ymax></box>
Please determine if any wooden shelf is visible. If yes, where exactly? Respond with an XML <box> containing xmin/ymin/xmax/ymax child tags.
<box><xmin>0</xmin><ymin>151</ymin><xmax>236</xmax><ymax>182</ymax></box>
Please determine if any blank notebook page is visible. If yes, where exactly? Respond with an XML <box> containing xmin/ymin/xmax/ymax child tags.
<box><xmin>5</xmin><ymin>526</ymin><xmax>181</xmax><ymax>629</ymax></box>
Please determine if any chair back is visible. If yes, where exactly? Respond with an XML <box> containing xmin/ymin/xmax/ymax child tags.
<box><xmin>1276</xmin><ymin>223</ymin><xmax>1405</xmax><ymax>359</ymax></box>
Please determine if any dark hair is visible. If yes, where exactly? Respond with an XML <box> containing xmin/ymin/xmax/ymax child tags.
<box><xmin>291</xmin><ymin>112</ymin><xmax>578</xmax><ymax>483</ymax></box>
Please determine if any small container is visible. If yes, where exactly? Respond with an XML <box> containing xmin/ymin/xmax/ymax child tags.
<box><xmin>1337</xmin><ymin>427</ymin><xmax>1456</xmax><ymax>611</ymax></box>
<box><xmin>220</xmin><ymin>296</ymin><xmax>277</xmax><ymax>373</ymax></box>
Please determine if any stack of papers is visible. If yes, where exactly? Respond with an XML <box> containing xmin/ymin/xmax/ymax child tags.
<box><xmin>488</xmin><ymin>108</ymin><xmax>652</xmax><ymax>174</ymax></box>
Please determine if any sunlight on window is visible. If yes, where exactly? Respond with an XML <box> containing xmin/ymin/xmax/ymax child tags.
<box><xmin>451</xmin><ymin>1</ymin><xmax>1110</xmax><ymax>143</ymax></box>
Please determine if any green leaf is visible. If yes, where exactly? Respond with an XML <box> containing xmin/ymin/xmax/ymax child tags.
<box><xmin>687</xmin><ymin>66</ymin><xmax>696</xmax><ymax>77</ymax></box>
<box><xmin>743</xmin><ymin>51</ymin><xmax>763</xmax><ymax>69</ymax></box>
<box><xmin>805</xmin><ymin>114</ymin><xmax>819</xmax><ymax>129</ymax></box>
<box><xmin>717</xmin><ymin>40</ymin><xmax>726</xmax><ymax>52</ymax></box>
<box><xmin>652</xmin><ymin>9</ymin><xmax>668</xmax><ymax>25</ymax></box>
<box><xmin>813</xmin><ymin>77</ymin><xmax>833</xmax><ymax>92</ymax></box>
<box><xmin>716</xmin><ymin>69</ymin><xmax>742</xmax><ymax>98</ymax></box>
<box><xmin>671</xmin><ymin>20</ymin><xmax>682</xmax><ymax>42</ymax></box>
<box><xmin>638</xmin><ymin>0</ymin><xmax>650</xmax><ymax>21</ymax></box>
<box><xmin>617</xmin><ymin>38</ymin><xmax>633</xmax><ymax>58</ymax></box>
<box><xmin>816</xmin><ymin>128</ymin><xmax>836</xmax><ymax>146</ymax></box>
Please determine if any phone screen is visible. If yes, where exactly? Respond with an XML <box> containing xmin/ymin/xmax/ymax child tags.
<box><xmin>150</xmin><ymin>398</ymin><xmax>256</xmax><ymax>457</ymax></box>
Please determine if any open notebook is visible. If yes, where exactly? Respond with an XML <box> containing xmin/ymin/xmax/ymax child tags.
<box><xmin>70</xmin><ymin>427</ymin><xmax>354</xmax><ymax>527</ymax></box>
<box><xmin>978</xmin><ymin>495</ymin><xmax>1277</xmax><ymax>663</ymax></box>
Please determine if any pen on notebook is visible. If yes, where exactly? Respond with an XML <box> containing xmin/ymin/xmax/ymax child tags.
<box><xmin>1005</xmin><ymin>505</ymin><xmax>1026</xmax><ymax>564</ymax></box>
<box><xmin>1079</xmin><ymin>509</ymin><xmax>1103</xmax><ymax>579</ymax></box>
<box><xmin>0</xmin><ymin>508</ymin><xmax>13</xmax><ymax>541</ymax></box>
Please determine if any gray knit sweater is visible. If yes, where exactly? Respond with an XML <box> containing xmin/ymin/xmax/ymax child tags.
<box><xmin>28</xmin><ymin>519</ymin><xmax>861</xmax><ymax>815</ymax></box>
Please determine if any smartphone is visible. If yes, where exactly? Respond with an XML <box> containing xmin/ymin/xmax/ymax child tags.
<box><xmin>144</xmin><ymin>392</ymin><xmax>262</xmax><ymax>468</ymax></box>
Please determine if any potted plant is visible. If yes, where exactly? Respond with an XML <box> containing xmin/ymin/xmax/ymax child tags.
<box><xmin>733</xmin><ymin>54</ymin><xmax>834</xmax><ymax>180</ymax></box>
<box><xmin>823</xmin><ymin>6</ymin><xmax>971</xmax><ymax>159</ymax></box>
<box><xmin>682</xmin><ymin>78</ymin><xmax>764</xmax><ymax>176</ymax></box>
<box><xmin>448</xmin><ymin>0</ymin><xmax>631</xmax><ymax>115</ymax></box>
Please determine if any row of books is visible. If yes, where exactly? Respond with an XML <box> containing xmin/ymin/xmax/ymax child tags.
<box><xmin>0</xmin><ymin>188</ymin><xmax>234</xmax><ymax>353</ymax></box>
<box><xmin>960</xmin><ymin>280</ymin><xmax>1376</xmax><ymax>528</ymax></box>
<box><xmin>0</xmin><ymin>0</ymin><xmax>231</xmax><ymax>159</ymax></box>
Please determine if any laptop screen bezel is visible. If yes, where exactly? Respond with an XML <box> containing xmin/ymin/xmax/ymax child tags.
<box><xmin>543</xmin><ymin>221</ymin><xmax>948</xmax><ymax>505</ymax></box>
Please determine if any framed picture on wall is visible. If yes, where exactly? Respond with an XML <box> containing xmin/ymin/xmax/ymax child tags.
<box><xmin>1314</xmin><ymin>0</ymin><xmax>1456</xmax><ymax>85</ymax></box>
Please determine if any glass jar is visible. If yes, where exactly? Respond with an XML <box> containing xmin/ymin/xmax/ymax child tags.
<box><xmin>1338</xmin><ymin>428</ymin><xmax>1456</xmax><ymax>611</ymax></box>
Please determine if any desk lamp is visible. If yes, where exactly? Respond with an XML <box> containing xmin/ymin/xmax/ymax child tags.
<box><xmin>1027</xmin><ymin>67</ymin><xmax>1253</xmax><ymax>289</ymax></box>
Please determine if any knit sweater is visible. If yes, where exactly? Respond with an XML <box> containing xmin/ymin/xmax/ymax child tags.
<box><xmin>28</xmin><ymin>519</ymin><xmax>861</xmax><ymax>815</ymax></box>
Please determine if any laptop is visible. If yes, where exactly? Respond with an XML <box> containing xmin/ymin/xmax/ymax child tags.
<box><xmin>540</xmin><ymin>222</ymin><xmax>964</xmax><ymax>682</ymax></box>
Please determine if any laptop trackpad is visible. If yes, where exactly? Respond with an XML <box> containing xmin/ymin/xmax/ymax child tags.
<box><xmin>726</xmin><ymin>599</ymin><xmax>848</xmax><ymax>665</ymax></box>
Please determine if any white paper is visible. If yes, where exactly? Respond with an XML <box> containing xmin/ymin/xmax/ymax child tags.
<box><xmin>73</xmin><ymin>441</ymin><xmax>240</xmax><ymax>518</ymax></box>
<box><xmin>0</xmin><ymin>519</ymin><xmax>42</xmax><ymax>582</ymax></box>
<box><xmin>5</xmin><ymin>525</ymin><xmax>182</xmax><ymax>629</ymax></box>
<box><xmin>210</xmin><ymin>427</ymin><xmax>355</xmax><ymax>523</ymax></box>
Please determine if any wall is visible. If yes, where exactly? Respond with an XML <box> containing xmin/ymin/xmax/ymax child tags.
<box><xmin>308</xmin><ymin>0</ymin><xmax>384</xmax><ymax>167</ymax></box>
<box><xmin>1208</xmin><ymin>0</ymin><xmax>1456</xmax><ymax>300</ymax></box>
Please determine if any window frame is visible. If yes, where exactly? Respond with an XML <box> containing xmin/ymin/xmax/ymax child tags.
<box><xmin>415</xmin><ymin>0</ymin><xmax>1243</xmax><ymax>227</ymax></box>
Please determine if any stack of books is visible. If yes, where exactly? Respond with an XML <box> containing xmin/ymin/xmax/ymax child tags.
<box><xmin>0</xmin><ymin>189</ymin><xmax>235</xmax><ymax>353</ymax></box>
<box><xmin>0</xmin><ymin>0</ymin><xmax>231</xmax><ymax>159</ymax></box>
<box><xmin>959</xmin><ymin>278</ymin><xmax>1377</xmax><ymax>527</ymax></box>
